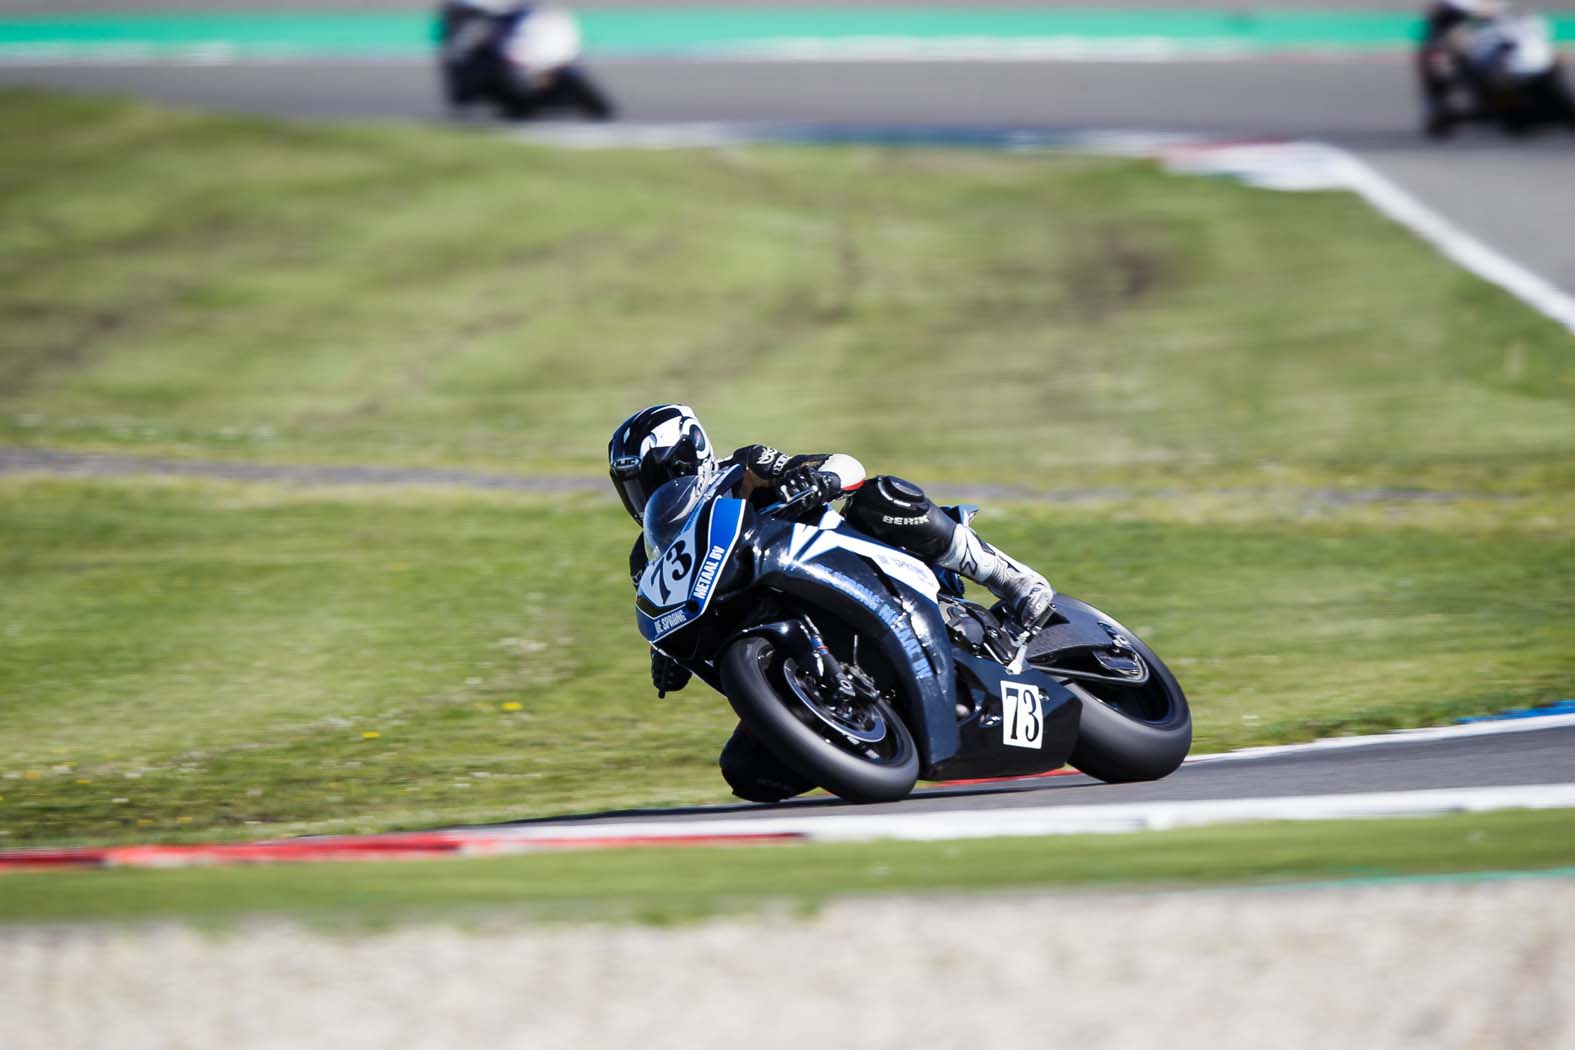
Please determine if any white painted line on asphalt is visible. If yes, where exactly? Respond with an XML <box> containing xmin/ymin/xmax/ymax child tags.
<box><xmin>1184</xmin><ymin>712</ymin><xmax>1575</xmax><ymax>767</ymax></box>
<box><xmin>1340</xmin><ymin>151</ymin><xmax>1575</xmax><ymax>333</ymax></box>
<box><xmin>1162</xmin><ymin>140</ymin><xmax>1575</xmax><ymax>333</ymax></box>
<box><xmin>474</xmin><ymin>782</ymin><xmax>1575</xmax><ymax>844</ymax></box>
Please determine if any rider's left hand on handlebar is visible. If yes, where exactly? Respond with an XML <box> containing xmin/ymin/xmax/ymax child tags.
<box><xmin>777</xmin><ymin>469</ymin><xmax>841</xmax><ymax>508</ymax></box>
<box><xmin>651</xmin><ymin>650</ymin><xmax>691</xmax><ymax>698</ymax></box>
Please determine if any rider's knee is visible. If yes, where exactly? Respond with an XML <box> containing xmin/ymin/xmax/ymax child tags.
<box><xmin>844</xmin><ymin>475</ymin><xmax>957</xmax><ymax>561</ymax></box>
<box><xmin>718</xmin><ymin>726</ymin><xmax>815</xmax><ymax>803</ymax></box>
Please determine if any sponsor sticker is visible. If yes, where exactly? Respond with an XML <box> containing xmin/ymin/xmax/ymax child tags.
<box><xmin>691</xmin><ymin>543</ymin><xmax>728</xmax><ymax>601</ymax></box>
<box><xmin>893</xmin><ymin>622</ymin><xmax>934</xmax><ymax>680</ymax></box>
<box><xmin>653</xmin><ymin>609</ymin><xmax>689</xmax><ymax>635</ymax></box>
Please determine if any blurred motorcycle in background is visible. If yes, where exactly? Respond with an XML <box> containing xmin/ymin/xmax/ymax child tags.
<box><xmin>1424</xmin><ymin>5</ymin><xmax>1575</xmax><ymax>137</ymax></box>
<box><xmin>436</xmin><ymin>1</ymin><xmax>615</xmax><ymax>121</ymax></box>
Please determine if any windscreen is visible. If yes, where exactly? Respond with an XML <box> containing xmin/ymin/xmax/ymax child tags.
<box><xmin>642</xmin><ymin>476</ymin><xmax>704</xmax><ymax>559</ymax></box>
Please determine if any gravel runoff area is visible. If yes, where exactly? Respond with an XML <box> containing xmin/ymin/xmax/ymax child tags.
<box><xmin>5</xmin><ymin>879</ymin><xmax>1572</xmax><ymax>1050</ymax></box>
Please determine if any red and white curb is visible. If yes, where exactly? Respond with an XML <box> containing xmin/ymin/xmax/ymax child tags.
<box><xmin>0</xmin><ymin>831</ymin><xmax>806</xmax><ymax>872</ymax></box>
<box><xmin>4</xmin><ymin>715</ymin><xmax>1572</xmax><ymax>872</ymax></box>
<box><xmin>3</xmin><ymin>784</ymin><xmax>1571</xmax><ymax>872</ymax></box>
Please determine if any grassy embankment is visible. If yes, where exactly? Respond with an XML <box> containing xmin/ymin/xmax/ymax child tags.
<box><xmin>1</xmin><ymin>90</ymin><xmax>1572</xmax><ymax>852</ymax></box>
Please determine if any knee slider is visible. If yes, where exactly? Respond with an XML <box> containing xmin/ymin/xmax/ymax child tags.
<box><xmin>845</xmin><ymin>475</ymin><xmax>956</xmax><ymax>561</ymax></box>
<box><xmin>719</xmin><ymin>729</ymin><xmax>814</xmax><ymax>803</ymax></box>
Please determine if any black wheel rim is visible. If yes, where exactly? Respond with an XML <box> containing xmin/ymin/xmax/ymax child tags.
<box><xmin>766</xmin><ymin>651</ymin><xmax>908</xmax><ymax>765</ymax></box>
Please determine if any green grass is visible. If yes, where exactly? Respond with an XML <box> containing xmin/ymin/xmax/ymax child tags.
<box><xmin>1</xmin><ymin>476</ymin><xmax>1570</xmax><ymax>847</ymax></box>
<box><xmin>2</xmin><ymin>89</ymin><xmax>1571</xmax><ymax>493</ymax></box>
<box><xmin>4</xmin><ymin>810</ymin><xmax>1575</xmax><ymax>926</ymax></box>
<box><xmin>0</xmin><ymin>89</ymin><xmax>1572</xmax><ymax>850</ymax></box>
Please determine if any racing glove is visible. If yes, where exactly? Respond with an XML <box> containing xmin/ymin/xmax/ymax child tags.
<box><xmin>651</xmin><ymin>649</ymin><xmax>692</xmax><ymax>698</ymax></box>
<box><xmin>736</xmin><ymin>444</ymin><xmax>793</xmax><ymax>483</ymax></box>
<box><xmin>778</xmin><ymin>468</ymin><xmax>842</xmax><ymax>508</ymax></box>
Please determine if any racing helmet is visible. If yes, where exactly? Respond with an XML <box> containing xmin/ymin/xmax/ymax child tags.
<box><xmin>1439</xmin><ymin>0</ymin><xmax>1504</xmax><ymax>15</ymax></box>
<box><xmin>608</xmin><ymin>404</ymin><xmax>717</xmax><ymax>521</ymax></box>
<box><xmin>452</xmin><ymin>0</ymin><xmax>528</xmax><ymax>13</ymax></box>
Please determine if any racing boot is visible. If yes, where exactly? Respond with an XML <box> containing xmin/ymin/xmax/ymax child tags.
<box><xmin>934</xmin><ymin>525</ymin><xmax>1055</xmax><ymax>632</ymax></box>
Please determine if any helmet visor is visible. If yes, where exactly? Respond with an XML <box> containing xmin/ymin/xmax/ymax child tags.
<box><xmin>610</xmin><ymin>454</ymin><xmax>647</xmax><ymax>519</ymax></box>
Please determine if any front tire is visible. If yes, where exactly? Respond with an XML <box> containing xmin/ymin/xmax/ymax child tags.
<box><xmin>719</xmin><ymin>636</ymin><xmax>918</xmax><ymax>804</ymax></box>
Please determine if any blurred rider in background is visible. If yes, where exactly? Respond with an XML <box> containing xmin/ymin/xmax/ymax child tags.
<box><xmin>1418</xmin><ymin>0</ymin><xmax>1504</xmax><ymax>136</ymax></box>
<box><xmin>436</xmin><ymin>0</ymin><xmax>613</xmax><ymax>120</ymax></box>
<box><xmin>437</xmin><ymin>0</ymin><xmax>524</xmax><ymax>109</ymax></box>
<box><xmin>608</xmin><ymin>404</ymin><xmax>1056</xmax><ymax>802</ymax></box>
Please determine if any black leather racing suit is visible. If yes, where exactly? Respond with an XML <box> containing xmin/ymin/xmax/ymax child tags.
<box><xmin>436</xmin><ymin>1</ymin><xmax>612</xmax><ymax>118</ymax></box>
<box><xmin>1418</xmin><ymin>3</ymin><xmax>1478</xmax><ymax>133</ymax></box>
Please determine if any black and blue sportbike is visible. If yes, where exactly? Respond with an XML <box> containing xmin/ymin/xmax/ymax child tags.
<box><xmin>635</xmin><ymin>464</ymin><xmax>1192</xmax><ymax>803</ymax></box>
<box><xmin>437</xmin><ymin>2</ymin><xmax>615</xmax><ymax>121</ymax></box>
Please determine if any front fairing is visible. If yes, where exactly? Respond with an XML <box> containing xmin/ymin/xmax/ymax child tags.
<box><xmin>634</xmin><ymin>467</ymin><xmax>747</xmax><ymax>645</ymax></box>
<box><xmin>933</xmin><ymin>650</ymin><xmax>1079</xmax><ymax>781</ymax></box>
<box><xmin>748</xmin><ymin>509</ymin><xmax>1083</xmax><ymax>779</ymax></box>
<box><xmin>749</xmin><ymin>509</ymin><xmax>964</xmax><ymax>772</ymax></box>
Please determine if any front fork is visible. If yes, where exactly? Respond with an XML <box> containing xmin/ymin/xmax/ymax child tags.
<box><xmin>741</xmin><ymin>616</ymin><xmax>858</xmax><ymax>701</ymax></box>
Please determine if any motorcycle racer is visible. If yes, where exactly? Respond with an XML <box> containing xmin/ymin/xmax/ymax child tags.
<box><xmin>1417</xmin><ymin>0</ymin><xmax>1575</xmax><ymax>136</ymax></box>
<box><xmin>608</xmin><ymin>403</ymin><xmax>1057</xmax><ymax>801</ymax></box>
<box><xmin>1418</xmin><ymin>0</ymin><xmax>1504</xmax><ymax>136</ymax></box>
<box><xmin>435</xmin><ymin>0</ymin><xmax>613</xmax><ymax>120</ymax></box>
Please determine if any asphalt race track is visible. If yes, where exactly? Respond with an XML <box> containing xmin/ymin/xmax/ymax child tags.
<box><xmin>511</xmin><ymin>720</ymin><xmax>1575</xmax><ymax>828</ymax></box>
<box><xmin>1</xmin><ymin>30</ymin><xmax>1572</xmax><ymax>830</ymax></box>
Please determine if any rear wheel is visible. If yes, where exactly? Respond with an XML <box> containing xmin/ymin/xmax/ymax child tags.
<box><xmin>1533</xmin><ymin>70</ymin><xmax>1575</xmax><ymax>129</ymax></box>
<box><xmin>719</xmin><ymin>636</ymin><xmax>918</xmax><ymax>804</ymax></box>
<box><xmin>1031</xmin><ymin>600</ymin><xmax>1191</xmax><ymax>783</ymax></box>
<box><xmin>560</xmin><ymin>68</ymin><xmax>616</xmax><ymax>120</ymax></box>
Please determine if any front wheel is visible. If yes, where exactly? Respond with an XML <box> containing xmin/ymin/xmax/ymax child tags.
<box><xmin>719</xmin><ymin>636</ymin><xmax>918</xmax><ymax>804</ymax></box>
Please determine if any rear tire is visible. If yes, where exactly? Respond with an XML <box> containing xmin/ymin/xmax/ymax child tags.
<box><xmin>720</xmin><ymin>636</ymin><xmax>918</xmax><ymax>804</ymax></box>
<box><xmin>1035</xmin><ymin>599</ymin><xmax>1192</xmax><ymax>783</ymax></box>
<box><xmin>562</xmin><ymin>68</ymin><xmax>616</xmax><ymax>120</ymax></box>
<box><xmin>1534</xmin><ymin>70</ymin><xmax>1575</xmax><ymax>129</ymax></box>
<box><xmin>1066</xmin><ymin>676</ymin><xmax>1191</xmax><ymax>782</ymax></box>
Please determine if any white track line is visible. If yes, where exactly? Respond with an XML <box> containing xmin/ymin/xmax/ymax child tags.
<box><xmin>1183</xmin><ymin>711</ymin><xmax>1575</xmax><ymax>767</ymax></box>
<box><xmin>1161</xmin><ymin>140</ymin><xmax>1575</xmax><ymax>334</ymax></box>
<box><xmin>471</xmin><ymin>783</ymin><xmax>1575</xmax><ymax>845</ymax></box>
